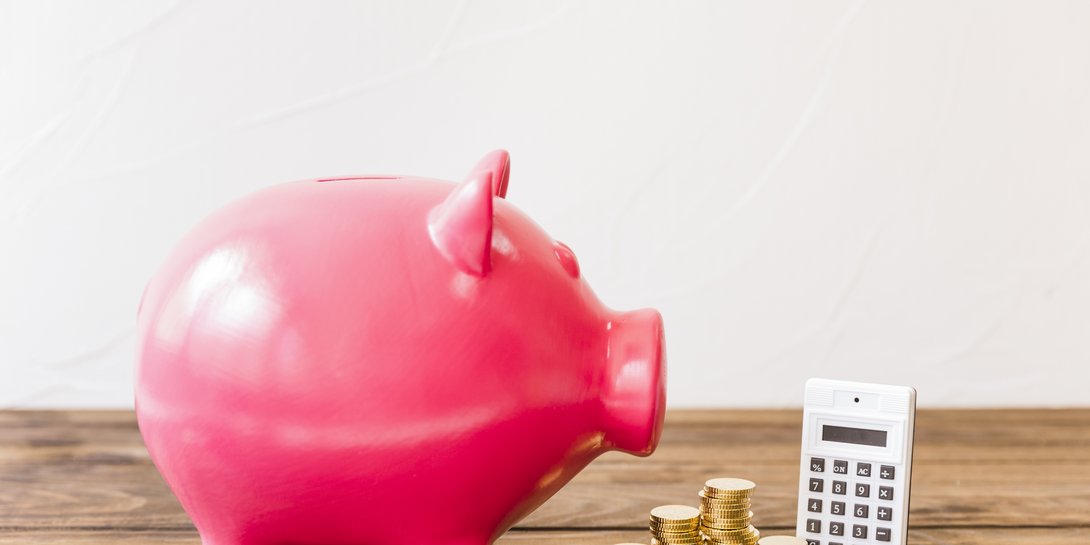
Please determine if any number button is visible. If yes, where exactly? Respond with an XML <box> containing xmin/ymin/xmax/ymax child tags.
<box><xmin>829</xmin><ymin>521</ymin><xmax>845</xmax><ymax>536</ymax></box>
<box><xmin>852</xmin><ymin>524</ymin><xmax>868</xmax><ymax>539</ymax></box>
<box><xmin>805</xmin><ymin>540</ymin><xmax>820</xmax><ymax>545</ymax></box>
<box><xmin>809</xmin><ymin>478</ymin><xmax>824</xmax><ymax>493</ymax></box>
<box><xmin>832</xmin><ymin>460</ymin><xmax>848</xmax><ymax>474</ymax></box>
<box><xmin>811</xmin><ymin>457</ymin><xmax>826</xmax><ymax>472</ymax></box>
<box><xmin>876</xmin><ymin>527</ymin><xmax>892</xmax><ymax>542</ymax></box>
<box><xmin>806</xmin><ymin>519</ymin><xmax>822</xmax><ymax>534</ymax></box>
<box><xmin>854</xmin><ymin>504</ymin><xmax>869</xmax><ymax>518</ymax></box>
<box><xmin>879</xmin><ymin>486</ymin><xmax>894</xmax><ymax>501</ymax></box>
<box><xmin>877</xmin><ymin>506</ymin><xmax>893</xmax><ymax>521</ymax></box>
<box><xmin>880</xmin><ymin>465</ymin><xmax>895</xmax><ymax>479</ymax></box>
<box><xmin>830</xmin><ymin>501</ymin><xmax>846</xmax><ymax>516</ymax></box>
<box><xmin>808</xmin><ymin>498</ymin><xmax>823</xmax><ymax>513</ymax></box>
<box><xmin>855</xmin><ymin>483</ymin><xmax>870</xmax><ymax>498</ymax></box>
<box><xmin>832</xmin><ymin>480</ymin><xmax>847</xmax><ymax>495</ymax></box>
<box><xmin>856</xmin><ymin>462</ymin><xmax>872</xmax><ymax>477</ymax></box>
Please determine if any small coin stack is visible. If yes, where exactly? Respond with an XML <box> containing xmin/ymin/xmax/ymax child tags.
<box><xmin>699</xmin><ymin>478</ymin><xmax>759</xmax><ymax>545</ymax></box>
<box><xmin>648</xmin><ymin>505</ymin><xmax>703</xmax><ymax>545</ymax></box>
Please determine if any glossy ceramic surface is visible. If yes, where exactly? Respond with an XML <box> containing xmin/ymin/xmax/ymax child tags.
<box><xmin>134</xmin><ymin>150</ymin><xmax>666</xmax><ymax>545</ymax></box>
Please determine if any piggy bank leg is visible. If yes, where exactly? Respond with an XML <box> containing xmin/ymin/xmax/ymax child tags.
<box><xmin>194</xmin><ymin>528</ymin><xmax>254</xmax><ymax>545</ymax></box>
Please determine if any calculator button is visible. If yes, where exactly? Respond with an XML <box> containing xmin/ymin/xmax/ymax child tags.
<box><xmin>877</xmin><ymin>506</ymin><xmax>893</xmax><ymax>521</ymax></box>
<box><xmin>879</xmin><ymin>486</ymin><xmax>894</xmax><ymax>501</ymax></box>
<box><xmin>829</xmin><ymin>543</ymin><xmax>843</xmax><ymax>545</ymax></box>
<box><xmin>876</xmin><ymin>527</ymin><xmax>892</xmax><ymax>542</ymax></box>
<box><xmin>805</xmin><ymin>540</ymin><xmax>820</xmax><ymax>545</ymax></box>
<box><xmin>810</xmin><ymin>457</ymin><xmax>826</xmax><ymax>472</ymax></box>
<box><xmin>855</xmin><ymin>483</ymin><xmax>870</xmax><ymax>497</ymax></box>
<box><xmin>852</xmin><ymin>524</ymin><xmax>868</xmax><ymax>539</ymax></box>
<box><xmin>854</xmin><ymin>504</ymin><xmax>869</xmax><ymax>518</ymax></box>
<box><xmin>880</xmin><ymin>465</ymin><xmax>895</xmax><ymax>479</ymax></box>
<box><xmin>831</xmin><ymin>480</ymin><xmax>847</xmax><ymax>495</ymax></box>
<box><xmin>829</xmin><ymin>521</ymin><xmax>844</xmax><ymax>536</ymax></box>
<box><xmin>808</xmin><ymin>498</ymin><xmax>823</xmax><ymax>513</ymax></box>
<box><xmin>832</xmin><ymin>460</ymin><xmax>848</xmax><ymax>474</ymax></box>
<box><xmin>830</xmin><ymin>501</ymin><xmax>846</xmax><ymax>516</ymax></box>
<box><xmin>806</xmin><ymin>519</ymin><xmax>822</xmax><ymax>533</ymax></box>
<box><xmin>856</xmin><ymin>462</ymin><xmax>872</xmax><ymax>477</ymax></box>
<box><xmin>809</xmin><ymin>478</ymin><xmax>824</xmax><ymax>493</ymax></box>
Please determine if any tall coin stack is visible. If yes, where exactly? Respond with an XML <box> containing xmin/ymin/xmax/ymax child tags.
<box><xmin>699</xmin><ymin>478</ymin><xmax>760</xmax><ymax>545</ymax></box>
<box><xmin>649</xmin><ymin>505</ymin><xmax>703</xmax><ymax>545</ymax></box>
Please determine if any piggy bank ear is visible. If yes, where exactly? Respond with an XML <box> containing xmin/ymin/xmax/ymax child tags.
<box><xmin>428</xmin><ymin>173</ymin><xmax>494</xmax><ymax>276</ymax></box>
<box><xmin>466</xmin><ymin>149</ymin><xmax>510</xmax><ymax>198</ymax></box>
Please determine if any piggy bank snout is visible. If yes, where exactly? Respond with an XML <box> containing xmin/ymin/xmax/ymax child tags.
<box><xmin>602</xmin><ymin>308</ymin><xmax>666</xmax><ymax>457</ymax></box>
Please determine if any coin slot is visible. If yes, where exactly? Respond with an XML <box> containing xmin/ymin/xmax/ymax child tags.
<box><xmin>316</xmin><ymin>176</ymin><xmax>401</xmax><ymax>182</ymax></box>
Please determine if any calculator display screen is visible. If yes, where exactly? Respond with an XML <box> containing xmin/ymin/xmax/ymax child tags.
<box><xmin>822</xmin><ymin>424</ymin><xmax>887</xmax><ymax>447</ymax></box>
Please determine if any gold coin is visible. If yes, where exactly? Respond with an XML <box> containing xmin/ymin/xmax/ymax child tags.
<box><xmin>650</xmin><ymin>529</ymin><xmax>701</xmax><ymax>537</ymax></box>
<box><xmin>650</xmin><ymin>524</ymin><xmax>701</xmax><ymax>533</ymax></box>
<box><xmin>697</xmin><ymin>497</ymin><xmax>749</xmax><ymax>507</ymax></box>
<box><xmin>701</xmin><ymin>510</ymin><xmax>753</xmax><ymax>519</ymax></box>
<box><xmin>699</xmin><ymin>490</ymin><xmax>752</xmax><ymax>504</ymax></box>
<box><xmin>651</xmin><ymin>518</ymin><xmax>701</xmax><ymax>528</ymax></box>
<box><xmin>650</xmin><ymin>505</ymin><xmax>701</xmax><ymax>523</ymax></box>
<box><xmin>651</xmin><ymin>536</ymin><xmax>704</xmax><ymax>545</ymax></box>
<box><xmin>652</xmin><ymin>526</ymin><xmax>701</xmax><ymax>534</ymax></box>
<box><xmin>703</xmin><ymin>478</ymin><xmax>755</xmax><ymax>495</ymax></box>
<box><xmin>703</xmin><ymin>525</ymin><xmax>758</xmax><ymax>538</ymax></box>
<box><xmin>701</xmin><ymin>536</ymin><xmax>751</xmax><ymax>545</ymax></box>
<box><xmin>700</xmin><ymin>505</ymin><xmax>751</xmax><ymax>513</ymax></box>
<box><xmin>702</xmin><ymin>529</ymin><xmax>747</xmax><ymax>539</ymax></box>
<box><xmin>706</xmin><ymin>528</ymin><xmax>758</xmax><ymax>545</ymax></box>
<box><xmin>701</xmin><ymin>519</ymin><xmax>751</xmax><ymax>530</ymax></box>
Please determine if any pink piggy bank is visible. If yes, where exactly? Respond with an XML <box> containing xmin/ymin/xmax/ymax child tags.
<box><xmin>135</xmin><ymin>150</ymin><xmax>666</xmax><ymax>545</ymax></box>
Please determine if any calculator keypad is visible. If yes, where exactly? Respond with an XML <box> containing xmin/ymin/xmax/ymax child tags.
<box><xmin>799</xmin><ymin>456</ymin><xmax>904</xmax><ymax>544</ymax></box>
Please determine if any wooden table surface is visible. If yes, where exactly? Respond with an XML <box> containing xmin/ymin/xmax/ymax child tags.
<box><xmin>0</xmin><ymin>409</ymin><xmax>1087</xmax><ymax>544</ymax></box>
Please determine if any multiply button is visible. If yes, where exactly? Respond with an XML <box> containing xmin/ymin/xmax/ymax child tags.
<box><xmin>880</xmin><ymin>465</ymin><xmax>895</xmax><ymax>479</ymax></box>
<box><xmin>879</xmin><ymin>486</ymin><xmax>894</xmax><ymax>501</ymax></box>
<box><xmin>856</xmin><ymin>462</ymin><xmax>871</xmax><ymax>477</ymax></box>
<box><xmin>811</xmin><ymin>457</ymin><xmax>826</xmax><ymax>472</ymax></box>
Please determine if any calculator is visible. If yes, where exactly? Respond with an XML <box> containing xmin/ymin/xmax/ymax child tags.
<box><xmin>796</xmin><ymin>378</ymin><xmax>916</xmax><ymax>545</ymax></box>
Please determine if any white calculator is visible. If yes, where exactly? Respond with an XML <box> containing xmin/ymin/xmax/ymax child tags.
<box><xmin>796</xmin><ymin>378</ymin><xmax>916</xmax><ymax>545</ymax></box>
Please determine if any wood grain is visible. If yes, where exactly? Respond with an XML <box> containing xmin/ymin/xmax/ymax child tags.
<box><xmin>0</xmin><ymin>409</ymin><xmax>1086</xmax><ymax>544</ymax></box>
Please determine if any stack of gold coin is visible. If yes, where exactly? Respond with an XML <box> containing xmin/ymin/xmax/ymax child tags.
<box><xmin>699</xmin><ymin>478</ymin><xmax>759</xmax><ymax>545</ymax></box>
<box><xmin>649</xmin><ymin>505</ymin><xmax>703</xmax><ymax>545</ymax></box>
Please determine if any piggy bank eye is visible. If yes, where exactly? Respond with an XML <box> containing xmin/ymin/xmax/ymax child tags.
<box><xmin>553</xmin><ymin>241</ymin><xmax>580</xmax><ymax>278</ymax></box>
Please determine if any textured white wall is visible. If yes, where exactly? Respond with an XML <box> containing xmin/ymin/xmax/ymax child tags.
<box><xmin>3</xmin><ymin>1</ymin><xmax>1090</xmax><ymax>408</ymax></box>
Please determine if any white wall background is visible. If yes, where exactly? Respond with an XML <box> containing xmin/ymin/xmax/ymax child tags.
<box><xmin>3</xmin><ymin>1</ymin><xmax>1090</xmax><ymax>409</ymax></box>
